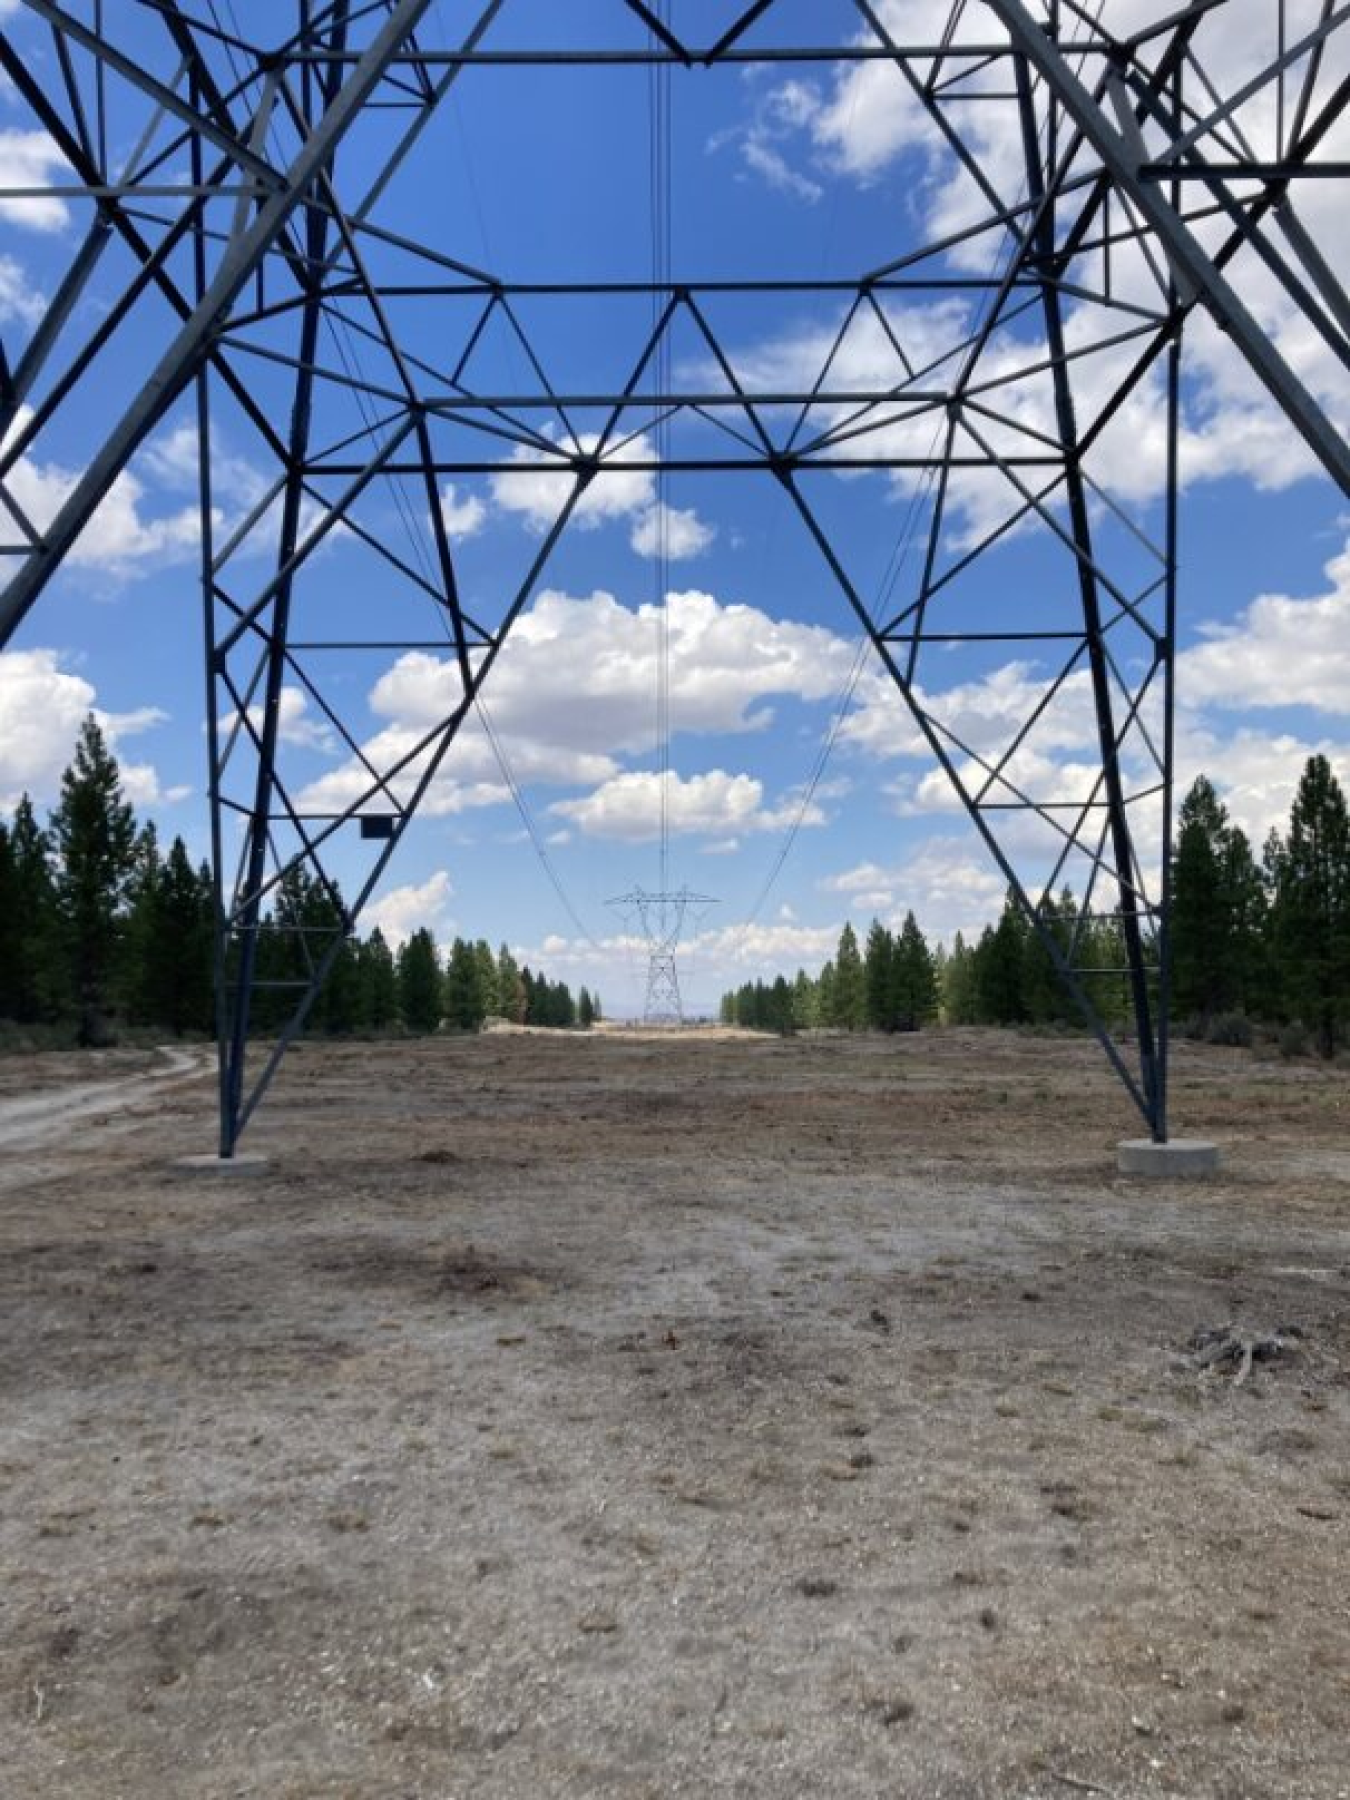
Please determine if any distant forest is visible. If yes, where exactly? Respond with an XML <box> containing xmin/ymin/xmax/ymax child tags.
<box><xmin>3</xmin><ymin>720</ymin><xmax>1347</xmax><ymax>1057</ymax></box>
<box><xmin>720</xmin><ymin>755</ymin><xmax>1350</xmax><ymax>1059</ymax></box>
<box><xmin>0</xmin><ymin>717</ymin><xmax>598</xmax><ymax>1048</ymax></box>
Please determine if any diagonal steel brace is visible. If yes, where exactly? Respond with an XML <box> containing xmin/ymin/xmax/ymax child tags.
<box><xmin>0</xmin><ymin>0</ymin><xmax>436</xmax><ymax>648</ymax></box>
<box><xmin>983</xmin><ymin>0</ymin><xmax>1350</xmax><ymax>496</ymax></box>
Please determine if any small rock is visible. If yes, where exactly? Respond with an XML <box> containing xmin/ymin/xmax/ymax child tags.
<box><xmin>796</xmin><ymin>1575</ymin><xmax>838</xmax><ymax>1598</ymax></box>
<box><xmin>863</xmin><ymin>1690</ymin><xmax>915</xmax><ymax>1727</ymax></box>
<box><xmin>576</xmin><ymin>1611</ymin><xmax>619</xmax><ymax>1634</ymax></box>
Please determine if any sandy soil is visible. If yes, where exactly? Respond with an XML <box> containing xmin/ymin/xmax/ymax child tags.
<box><xmin>1</xmin><ymin>1027</ymin><xmax>1347</xmax><ymax>1800</ymax></box>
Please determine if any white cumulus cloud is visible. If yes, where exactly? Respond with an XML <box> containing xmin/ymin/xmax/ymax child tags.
<box><xmin>1</xmin><ymin>408</ymin><xmax>215</xmax><ymax>577</ymax></box>
<box><xmin>0</xmin><ymin>128</ymin><xmax>72</xmax><ymax>232</ymax></box>
<box><xmin>292</xmin><ymin>584</ymin><xmax>858</xmax><ymax>822</ymax></box>
<box><xmin>0</xmin><ymin>648</ymin><xmax>178</xmax><ymax>810</ymax></box>
<box><xmin>629</xmin><ymin>500</ymin><xmax>715</xmax><ymax>560</ymax></box>
<box><xmin>366</xmin><ymin>869</ymin><xmax>454</xmax><ymax>946</ymax></box>
<box><xmin>220</xmin><ymin>685</ymin><xmax>335</xmax><ymax>753</ymax></box>
<box><xmin>440</xmin><ymin>482</ymin><xmax>487</xmax><ymax>540</ymax></box>
<box><xmin>0</xmin><ymin>252</ymin><xmax>43</xmax><ymax>326</ymax></box>
<box><xmin>550</xmin><ymin>767</ymin><xmax>824</xmax><ymax>842</ymax></box>
<box><xmin>821</xmin><ymin>837</ymin><xmax>1009</xmax><ymax>939</ymax></box>
<box><xmin>1180</xmin><ymin>540</ymin><xmax>1350</xmax><ymax>716</ymax></box>
<box><xmin>489</xmin><ymin>430</ymin><xmax>655</xmax><ymax>533</ymax></box>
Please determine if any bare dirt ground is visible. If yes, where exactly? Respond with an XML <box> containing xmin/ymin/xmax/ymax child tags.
<box><xmin>1</xmin><ymin>1027</ymin><xmax>1347</xmax><ymax>1800</ymax></box>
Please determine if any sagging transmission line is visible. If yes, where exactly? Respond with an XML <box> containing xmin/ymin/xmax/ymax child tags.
<box><xmin>610</xmin><ymin>5</ymin><xmax>715</xmax><ymax>1023</ymax></box>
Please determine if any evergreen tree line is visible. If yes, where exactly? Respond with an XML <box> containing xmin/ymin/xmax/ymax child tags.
<box><xmin>8</xmin><ymin>720</ymin><xmax>1344</xmax><ymax>1056</ymax></box>
<box><xmin>0</xmin><ymin>716</ymin><xmax>598</xmax><ymax>1045</ymax></box>
<box><xmin>1165</xmin><ymin>755</ymin><xmax>1350</xmax><ymax>1056</ymax></box>
<box><xmin>719</xmin><ymin>915</ymin><xmax>940</xmax><ymax>1034</ymax></box>
<box><xmin>721</xmin><ymin>756</ymin><xmax>1350</xmax><ymax>1057</ymax></box>
<box><xmin>940</xmin><ymin>889</ymin><xmax>1134</xmax><ymax>1032</ymax></box>
<box><xmin>378</xmin><ymin>926</ymin><xmax>600</xmax><ymax>1037</ymax></box>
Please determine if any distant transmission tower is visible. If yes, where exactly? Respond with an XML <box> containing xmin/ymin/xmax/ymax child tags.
<box><xmin>609</xmin><ymin>888</ymin><xmax>716</xmax><ymax>1025</ymax></box>
<box><xmin>609</xmin><ymin>19</ymin><xmax>716</xmax><ymax>1030</ymax></box>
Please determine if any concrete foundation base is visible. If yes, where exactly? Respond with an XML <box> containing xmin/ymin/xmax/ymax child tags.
<box><xmin>1117</xmin><ymin>1138</ymin><xmax>1220</xmax><ymax>1178</ymax></box>
<box><xmin>173</xmin><ymin>1152</ymin><xmax>271</xmax><ymax>1177</ymax></box>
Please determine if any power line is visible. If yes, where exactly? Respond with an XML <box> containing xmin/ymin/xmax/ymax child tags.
<box><xmin>727</xmin><ymin>103</ymin><xmax>1057</xmax><ymax>950</ymax></box>
<box><xmin>474</xmin><ymin>693</ymin><xmax>603</xmax><ymax>950</ymax></box>
<box><xmin>648</xmin><ymin>9</ymin><xmax>673</xmax><ymax>897</ymax></box>
<box><xmin>226</xmin><ymin>0</ymin><xmax>605</xmax><ymax>962</ymax></box>
<box><xmin>729</xmin><ymin>445</ymin><xmax>944</xmax><ymax>945</ymax></box>
<box><xmin>617</xmin><ymin>2</ymin><xmax>710</xmax><ymax>1027</ymax></box>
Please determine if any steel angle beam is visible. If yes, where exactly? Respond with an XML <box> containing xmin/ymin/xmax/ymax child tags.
<box><xmin>983</xmin><ymin>0</ymin><xmax>1350</xmax><ymax>497</ymax></box>
<box><xmin>0</xmin><ymin>0</ymin><xmax>437</xmax><ymax>648</ymax></box>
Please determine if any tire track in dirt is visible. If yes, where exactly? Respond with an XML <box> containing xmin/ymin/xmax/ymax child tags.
<box><xmin>0</xmin><ymin>1045</ymin><xmax>211</xmax><ymax>1172</ymax></box>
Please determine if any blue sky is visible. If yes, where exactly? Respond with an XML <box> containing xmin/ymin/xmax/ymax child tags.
<box><xmin>2</xmin><ymin>1</ymin><xmax>1348</xmax><ymax>1016</ymax></box>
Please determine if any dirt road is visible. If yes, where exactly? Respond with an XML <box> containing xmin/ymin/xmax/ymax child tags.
<box><xmin>0</xmin><ymin>1045</ymin><xmax>208</xmax><ymax>1156</ymax></box>
<box><xmin>0</xmin><ymin>1028</ymin><xmax>1346</xmax><ymax>1798</ymax></box>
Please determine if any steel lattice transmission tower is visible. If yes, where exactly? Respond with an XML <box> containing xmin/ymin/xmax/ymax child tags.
<box><xmin>609</xmin><ymin>888</ymin><xmax>716</xmax><ymax>1025</ymax></box>
<box><xmin>1</xmin><ymin>2</ymin><xmax>1348</xmax><ymax>1153</ymax></box>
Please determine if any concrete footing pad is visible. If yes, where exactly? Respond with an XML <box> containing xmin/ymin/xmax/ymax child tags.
<box><xmin>173</xmin><ymin>1152</ymin><xmax>270</xmax><ymax>1177</ymax></box>
<box><xmin>1117</xmin><ymin>1138</ymin><xmax>1220</xmax><ymax>1178</ymax></box>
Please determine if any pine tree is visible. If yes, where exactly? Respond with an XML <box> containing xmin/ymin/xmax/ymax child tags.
<box><xmin>930</xmin><ymin>941</ymin><xmax>948</xmax><ymax>1017</ymax></box>
<box><xmin>1082</xmin><ymin>911</ymin><xmax>1130</xmax><ymax>1028</ymax></box>
<box><xmin>1170</xmin><ymin>776</ymin><xmax>1248</xmax><ymax>1022</ymax></box>
<box><xmin>12</xmin><ymin>802</ymin><xmax>66</xmax><ymax>1029</ymax></box>
<box><xmin>1223</xmin><ymin>825</ymin><xmax>1267</xmax><ymax>1017</ymax></box>
<box><xmin>1020</xmin><ymin>895</ymin><xmax>1061</xmax><ymax>1024</ymax></box>
<box><xmin>50</xmin><ymin>716</ymin><xmax>138</xmax><ymax>1045</ymax></box>
<box><xmin>942</xmin><ymin>931</ymin><xmax>978</xmax><ymax>1024</ymax></box>
<box><xmin>356</xmin><ymin>927</ymin><xmax>399</xmax><ymax>1031</ymax></box>
<box><xmin>531</xmin><ymin>972</ymin><xmax>558</xmax><ymax>1026</ymax></box>
<box><xmin>1251</xmin><ymin>828</ymin><xmax>1286</xmax><ymax>1020</ymax></box>
<box><xmin>266</xmin><ymin>865</ymin><xmax>318</xmax><ymax>1012</ymax></box>
<box><xmin>126</xmin><ymin>835</ymin><xmax>214</xmax><ymax>1036</ymax></box>
<box><xmin>0</xmin><ymin>822</ymin><xmax>16</xmax><ymax>1019</ymax></box>
<box><xmin>892</xmin><ymin>910</ymin><xmax>939</xmax><ymax>1030</ymax></box>
<box><xmin>553</xmin><ymin>979</ymin><xmax>577</xmax><ymax>1027</ymax></box>
<box><xmin>792</xmin><ymin>968</ymin><xmax>816</xmax><ymax>1029</ymax></box>
<box><xmin>143</xmin><ymin>837</ymin><xmax>214</xmax><ymax>1035</ymax></box>
<box><xmin>398</xmin><ymin>928</ymin><xmax>443</xmax><ymax>1033</ymax></box>
<box><xmin>1054</xmin><ymin>890</ymin><xmax>1084</xmax><ymax>1024</ymax></box>
<box><xmin>864</xmin><ymin>918</ymin><xmax>895</xmax><ymax>1030</ymax></box>
<box><xmin>248</xmin><ymin>911</ymin><xmax>291</xmax><ymax>1034</ymax></box>
<box><xmin>495</xmin><ymin>942</ymin><xmax>525</xmax><ymax>1023</ymax></box>
<box><xmin>769</xmin><ymin>973</ymin><xmax>795</xmax><ymax>1035</ymax></box>
<box><xmin>832</xmin><ymin>922</ymin><xmax>866</xmax><ymax>1029</ymax></box>
<box><xmin>578</xmin><ymin>985</ymin><xmax>595</xmax><ymax>1028</ymax></box>
<box><xmin>275</xmin><ymin>867</ymin><xmax>357</xmax><ymax>1034</ymax></box>
<box><xmin>443</xmin><ymin>936</ymin><xmax>485</xmax><ymax>1030</ymax></box>
<box><xmin>0</xmin><ymin>799</ymin><xmax>64</xmax><ymax>1022</ymax></box>
<box><xmin>472</xmin><ymin>938</ymin><xmax>499</xmax><ymax>1018</ymax></box>
<box><xmin>816</xmin><ymin>959</ymin><xmax>837</xmax><ymax>1027</ymax></box>
<box><xmin>320</xmin><ymin>936</ymin><xmax>362</xmax><ymax>1035</ymax></box>
<box><xmin>119</xmin><ymin>822</ymin><xmax>162</xmax><ymax>1025</ymax></box>
<box><xmin>975</xmin><ymin>894</ymin><xmax>1027</xmax><ymax>1024</ymax></box>
<box><xmin>1274</xmin><ymin>754</ymin><xmax>1350</xmax><ymax>1055</ymax></box>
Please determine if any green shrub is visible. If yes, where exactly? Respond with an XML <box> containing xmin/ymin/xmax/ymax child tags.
<box><xmin>1205</xmin><ymin>1012</ymin><xmax>1253</xmax><ymax>1048</ymax></box>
